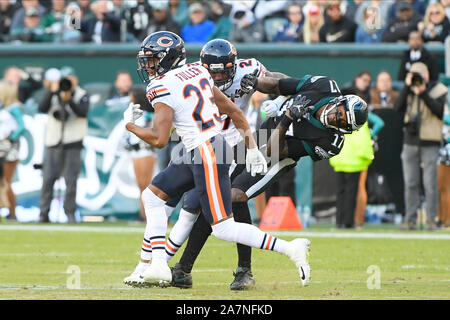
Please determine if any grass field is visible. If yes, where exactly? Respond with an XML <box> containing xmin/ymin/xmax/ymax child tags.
<box><xmin>0</xmin><ymin>221</ymin><xmax>449</xmax><ymax>300</ymax></box>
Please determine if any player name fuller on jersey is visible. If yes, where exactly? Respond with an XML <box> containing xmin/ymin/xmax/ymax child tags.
<box><xmin>174</xmin><ymin>66</ymin><xmax>203</xmax><ymax>82</ymax></box>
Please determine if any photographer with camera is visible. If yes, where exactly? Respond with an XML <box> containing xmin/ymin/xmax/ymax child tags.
<box><xmin>394</xmin><ymin>62</ymin><xmax>447</xmax><ymax>230</ymax></box>
<box><xmin>37</xmin><ymin>66</ymin><xmax>89</xmax><ymax>223</ymax></box>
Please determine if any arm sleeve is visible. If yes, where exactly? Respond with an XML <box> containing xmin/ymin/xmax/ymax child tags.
<box><xmin>8</xmin><ymin>106</ymin><xmax>25</xmax><ymax>141</ymax></box>
<box><xmin>394</xmin><ymin>85</ymin><xmax>409</xmax><ymax>115</ymax></box>
<box><xmin>368</xmin><ymin>112</ymin><xmax>385</xmax><ymax>138</ymax></box>
<box><xmin>420</xmin><ymin>90</ymin><xmax>445</xmax><ymax>119</ymax></box>
<box><xmin>278</xmin><ymin>77</ymin><xmax>306</xmax><ymax>96</ymax></box>
<box><xmin>38</xmin><ymin>91</ymin><xmax>55</xmax><ymax>113</ymax></box>
<box><xmin>68</xmin><ymin>94</ymin><xmax>90</xmax><ymax>117</ymax></box>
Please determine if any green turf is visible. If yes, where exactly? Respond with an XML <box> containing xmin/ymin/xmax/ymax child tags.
<box><xmin>0</xmin><ymin>222</ymin><xmax>449</xmax><ymax>300</ymax></box>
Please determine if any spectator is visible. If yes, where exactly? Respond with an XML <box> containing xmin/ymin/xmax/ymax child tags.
<box><xmin>355</xmin><ymin>5</ymin><xmax>386</xmax><ymax>43</ymax></box>
<box><xmin>38</xmin><ymin>66</ymin><xmax>90</xmax><ymax>224</ymax></box>
<box><xmin>381</xmin><ymin>1</ymin><xmax>422</xmax><ymax>42</ymax></box>
<box><xmin>397</xmin><ymin>30</ymin><xmax>440</xmax><ymax>81</ymax></box>
<box><xmin>300</xmin><ymin>4</ymin><xmax>324</xmax><ymax>44</ymax></box>
<box><xmin>418</xmin><ymin>2</ymin><xmax>450</xmax><ymax>43</ymax></box>
<box><xmin>394</xmin><ymin>62</ymin><xmax>446</xmax><ymax>230</ymax></box>
<box><xmin>319</xmin><ymin>0</ymin><xmax>357</xmax><ymax>43</ymax></box>
<box><xmin>80</xmin><ymin>0</ymin><xmax>121</xmax><ymax>43</ymax></box>
<box><xmin>354</xmin><ymin>0</ymin><xmax>393</xmax><ymax>27</ymax></box>
<box><xmin>3</xmin><ymin>66</ymin><xmax>43</xmax><ymax>103</ymax></box>
<box><xmin>437</xmin><ymin>102</ymin><xmax>450</xmax><ymax>229</ymax></box>
<box><xmin>126</xmin><ymin>85</ymin><xmax>156</xmax><ymax>221</ymax></box>
<box><xmin>41</xmin><ymin>0</ymin><xmax>69</xmax><ymax>42</ymax></box>
<box><xmin>111</xmin><ymin>0</ymin><xmax>125</xmax><ymax>17</ymax></box>
<box><xmin>10</xmin><ymin>7</ymin><xmax>52</xmax><ymax>42</ymax></box>
<box><xmin>254</xmin><ymin>0</ymin><xmax>288</xmax><ymax>22</ymax></box>
<box><xmin>342</xmin><ymin>70</ymin><xmax>373</xmax><ymax>104</ymax></box>
<box><xmin>302</xmin><ymin>0</ymin><xmax>329</xmax><ymax>17</ymax></box>
<box><xmin>329</xmin><ymin>121</ymin><xmax>374</xmax><ymax>229</ymax></box>
<box><xmin>0</xmin><ymin>0</ymin><xmax>20</xmax><ymax>42</ymax></box>
<box><xmin>273</xmin><ymin>3</ymin><xmax>304</xmax><ymax>43</ymax></box>
<box><xmin>0</xmin><ymin>95</ymin><xmax>15</xmax><ymax>211</ymax></box>
<box><xmin>10</xmin><ymin>0</ymin><xmax>47</xmax><ymax>32</ymax></box>
<box><xmin>110</xmin><ymin>70</ymin><xmax>133</xmax><ymax>100</ymax></box>
<box><xmin>0</xmin><ymin>80</ymin><xmax>25</xmax><ymax>221</ymax></box>
<box><xmin>370</xmin><ymin>70</ymin><xmax>399</xmax><ymax>109</ymax></box>
<box><xmin>169</xmin><ymin>0</ymin><xmax>190</xmax><ymax>29</ymax></box>
<box><xmin>387</xmin><ymin>0</ymin><xmax>426</xmax><ymax>24</ymax></box>
<box><xmin>181</xmin><ymin>2</ymin><xmax>215</xmax><ymax>44</ymax></box>
<box><xmin>146</xmin><ymin>1</ymin><xmax>181</xmax><ymax>40</ymax></box>
<box><xmin>75</xmin><ymin>0</ymin><xmax>93</xmax><ymax>19</ymax></box>
<box><xmin>229</xmin><ymin>3</ymin><xmax>265</xmax><ymax>43</ymax></box>
<box><xmin>206</xmin><ymin>0</ymin><xmax>232</xmax><ymax>41</ymax></box>
<box><xmin>345</xmin><ymin>0</ymin><xmax>364</xmax><ymax>22</ymax></box>
<box><xmin>124</xmin><ymin>0</ymin><xmax>152</xmax><ymax>41</ymax></box>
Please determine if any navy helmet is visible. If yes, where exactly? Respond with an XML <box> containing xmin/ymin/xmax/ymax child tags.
<box><xmin>200</xmin><ymin>39</ymin><xmax>237</xmax><ymax>90</ymax></box>
<box><xmin>137</xmin><ymin>31</ymin><xmax>186</xmax><ymax>82</ymax></box>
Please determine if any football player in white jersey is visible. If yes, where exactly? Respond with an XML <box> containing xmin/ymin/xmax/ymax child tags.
<box><xmin>123</xmin><ymin>31</ymin><xmax>311</xmax><ymax>288</ymax></box>
<box><xmin>167</xmin><ymin>39</ymin><xmax>290</xmax><ymax>290</ymax></box>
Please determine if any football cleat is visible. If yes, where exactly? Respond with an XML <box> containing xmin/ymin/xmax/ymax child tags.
<box><xmin>123</xmin><ymin>262</ymin><xmax>152</xmax><ymax>288</ymax></box>
<box><xmin>171</xmin><ymin>263</ymin><xmax>193</xmax><ymax>289</ymax></box>
<box><xmin>285</xmin><ymin>238</ymin><xmax>311</xmax><ymax>286</ymax></box>
<box><xmin>141</xmin><ymin>258</ymin><xmax>172</xmax><ymax>287</ymax></box>
<box><xmin>230</xmin><ymin>267</ymin><xmax>255</xmax><ymax>291</ymax></box>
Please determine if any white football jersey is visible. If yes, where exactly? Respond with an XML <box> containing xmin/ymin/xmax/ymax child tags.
<box><xmin>219</xmin><ymin>58</ymin><xmax>266</xmax><ymax>147</ymax></box>
<box><xmin>146</xmin><ymin>62</ymin><xmax>222</xmax><ymax>152</ymax></box>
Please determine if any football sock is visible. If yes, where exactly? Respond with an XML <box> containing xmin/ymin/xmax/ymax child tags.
<box><xmin>139</xmin><ymin>203</ymin><xmax>174</xmax><ymax>262</ymax></box>
<box><xmin>142</xmin><ymin>188</ymin><xmax>167</xmax><ymax>260</ymax></box>
<box><xmin>165</xmin><ymin>208</ymin><xmax>198</xmax><ymax>262</ymax></box>
<box><xmin>140</xmin><ymin>222</ymin><xmax>152</xmax><ymax>261</ymax></box>
<box><xmin>232</xmin><ymin>202</ymin><xmax>252</xmax><ymax>269</ymax></box>
<box><xmin>211</xmin><ymin>217</ymin><xmax>288</xmax><ymax>254</ymax></box>
<box><xmin>178</xmin><ymin>213</ymin><xmax>212</xmax><ymax>273</ymax></box>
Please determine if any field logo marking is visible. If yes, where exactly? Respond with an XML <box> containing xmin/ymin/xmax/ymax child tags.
<box><xmin>66</xmin><ymin>265</ymin><xmax>81</xmax><ymax>289</ymax></box>
<box><xmin>366</xmin><ymin>265</ymin><xmax>381</xmax><ymax>290</ymax></box>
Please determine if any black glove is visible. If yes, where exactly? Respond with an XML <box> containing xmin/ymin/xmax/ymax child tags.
<box><xmin>288</xmin><ymin>95</ymin><xmax>314</xmax><ymax>121</ymax></box>
<box><xmin>240</xmin><ymin>69</ymin><xmax>258</xmax><ymax>94</ymax></box>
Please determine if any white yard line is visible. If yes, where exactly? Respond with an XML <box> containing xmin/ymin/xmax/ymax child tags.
<box><xmin>0</xmin><ymin>224</ymin><xmax>450</xmax><ymax>240</ymax></box>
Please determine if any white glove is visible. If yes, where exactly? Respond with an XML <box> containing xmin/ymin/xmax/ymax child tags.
<box><xmin>261</xmin><ymin>100</ymin><xmax>279</xmax><ymax>117</ymax></box>
<box><xmin>246</xmin><ymin>147</ymin><xmax>268</xmax><ymax>177</ymax></box>
<box><xmin>123</xmin><ymin>103</ymin><xmax>143</xmax><ymax>124</ymax></box>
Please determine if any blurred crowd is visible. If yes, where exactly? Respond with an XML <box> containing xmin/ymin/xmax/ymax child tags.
<box><xmin>1</xmin><ymin>0</ymin><xmax>450</xmax><ymax>44</ymax></box>
<box><xmin>0</xmin><ymin>0</ymin><xmax>449</xmax><ymax>230</ymax></box>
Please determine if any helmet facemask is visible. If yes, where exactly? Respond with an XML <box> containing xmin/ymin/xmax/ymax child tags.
<box><xmin>137</xmin><ymin>37</ymin><xmax>186</xmax><ymax>83</ymax></box>
<box><xmin>320</xmin><ymin>96</ymin><xmax>353</xmax><ymax>133</ymax></box>
<box><xmin>137</xmin><ymin>50</ymin><xmax>159</xmax><ymax>83</ymax></box>
<box><xmin>206</xmin><ymin>62</ymin><xmax>236</xmax><ymax>91</ymax></box>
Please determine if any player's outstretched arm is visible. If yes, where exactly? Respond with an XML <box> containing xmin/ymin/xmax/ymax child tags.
<box><xmin>267</xmin><ymin>109</ymin><xmax>292</xmax><ymax>159</ymax></box>
<box><xmin>125</xmin><ymin>102</ymin><xmax>174</xmax><ymax>149</ymax></box>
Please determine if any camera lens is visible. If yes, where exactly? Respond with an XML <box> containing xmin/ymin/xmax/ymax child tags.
<box><xmin>59</xmin><ymin>78</ymin><xmax>72</xmax><ymax>91</ymax></box>
<box><xmin>411</xmin><ymin>72</ymin><xmax>423</xmax><ymax>86</ymax></box>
